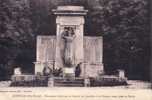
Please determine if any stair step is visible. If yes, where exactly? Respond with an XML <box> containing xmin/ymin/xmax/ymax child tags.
<box><xmin>55</xmin><ymin>80</ymin><xmax>83</xmax><ymax>83</ymax></box>
<box><xmin>54</xmin><ymin>83</ymin><xmax>84</xmax><ymax>87</ymax></box>
<box><xmin>53</xmin><ymin>77</ymin><xmax>84</xmax><ymax>87</ymax></box>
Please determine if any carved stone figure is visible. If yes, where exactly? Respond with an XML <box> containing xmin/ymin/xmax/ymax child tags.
<box><xmin>62</xmin><ymin>27</ymin><xmax>76</xmax><ymax>67</ymax></box>
<box><xmin>75</xmin><ymin>62</ymin><xmax>82</xmax><ymax>77</ymax></box>
<box><xmin>43</xmin><ymin>64</ymin><xmax>52</xmax><ymax>76</ymax></box>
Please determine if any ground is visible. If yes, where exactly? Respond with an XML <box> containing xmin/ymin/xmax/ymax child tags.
<box><xmin>0</xmin><ymin>80</ymin><xmax>151</xmax><ymax>89</ymax></box>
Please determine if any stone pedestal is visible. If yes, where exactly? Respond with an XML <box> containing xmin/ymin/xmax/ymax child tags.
<box><xmin>117</xmin><ymin>69</ymin><xmax>125</xmax><ymax>78</ymax></box>
<box><xmin>34</xmin><ymin>62</ymin><xmax>44</xmax><ymax>75</ymax></box>
<box><xmin>48</xmin><ymin>77</ymin><xmax>54</xmax><ymax>87</ymax></box>
<box><xmin>63</xmin><ymin>67</ymin><xmax>75</xmax><ymax>78</ymax></box>
<box><xmin>14</xmin><ymin>68</ymin><xmax>22</xmax><ymax>75</ymax></box>
<box><xmin>84</xmin><ymin>78</ymin><xmax>90</xmax><ymax>87</ymax></box>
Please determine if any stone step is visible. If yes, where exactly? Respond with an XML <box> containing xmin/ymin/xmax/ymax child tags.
<box><xmin>54</xmin><ymin>80</ymin><xmax>84</xmax><ymax>83</ymax></box>
<box><xmin>54</xmin><ymin>81</ymin><xmax>84</xmax><ymax>84</ymax></box>
<box><xmin>54</xmin><ymin>83</ymin><xmax>84</xmax><ymax>87</ymax></box>
<box><xmin>53</xmin><ymin>77</ymin><xmax>84</xmax><ymax>87</ymax></box>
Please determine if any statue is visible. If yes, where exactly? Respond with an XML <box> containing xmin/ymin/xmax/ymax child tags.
<box><xmin>75</xmin><ymin>62</ymin><xmax>82</xmax><ymax>77</ymax></box>
<box><xmin>62</xmin><ymin>27</ymin><xmax>76</xmax><ymax>67</ymax></box>
<box><xmin>42</xmin><ymin>64</ymin><xmax>52</xmax><ymax>76</ymax></box>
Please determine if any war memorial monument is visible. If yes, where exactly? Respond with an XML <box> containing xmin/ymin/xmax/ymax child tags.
<box><xmin>11</xmin><ymin>6</ymin><xmax>127</xmax><ymax>87</ymax></box>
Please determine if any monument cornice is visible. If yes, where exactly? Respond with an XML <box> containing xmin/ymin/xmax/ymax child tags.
<box><xmin>52</xmin><ymin>6</ymin><xmax>88</xmax><ymax>16</ymax></box>
<box><xmin>52</xmin><ymin>10</ymin><xmax>88</xmax><ymax>16</ymax></box>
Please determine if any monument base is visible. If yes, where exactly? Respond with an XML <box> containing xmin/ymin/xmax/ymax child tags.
<box><xmin>63</xmin><ymin>67</ymin><xmax>75</xmax><ymax>79</ymax></box>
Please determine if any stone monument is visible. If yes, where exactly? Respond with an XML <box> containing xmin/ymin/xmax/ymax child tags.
<box><xmin>34</xmin><ymin>6</ymin><xmax>104</xmax><ymax>78</ymax></box>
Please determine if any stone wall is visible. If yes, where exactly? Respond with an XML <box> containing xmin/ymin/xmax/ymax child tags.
<box><xmin>35</xmin><ymin>36</ymin><xmax>103</xmax><ymax>77</ymax></box>
<box><xmin>83</xmin><ymin>36</ymin><xmax>103</xmax><ymax>77</ymax></box>
<box><xmin>36</xmin><ymin>36</ymin><xmax>56</xmax><ymax>62</ymax></box>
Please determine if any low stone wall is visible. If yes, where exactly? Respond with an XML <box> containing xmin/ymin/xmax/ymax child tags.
<box><xmin>90</xmin><ymin>75</ymin><xmax>127</xmax><ymax>86</ymax></box>
<box><xmin>11</xmin><ymin>75</ymin><xmax>48</xmax><ymax>87</ymax></box>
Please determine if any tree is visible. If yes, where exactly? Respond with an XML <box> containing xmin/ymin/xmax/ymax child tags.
<box><xmin>0</xmin><ymin>0</ymin><xmax>35</xmax><ymax>79</ymax></box>
<box><xmin>88</xmin><ymin>0</ymin><xmax>150</xmax><ymax>80</ymax></box>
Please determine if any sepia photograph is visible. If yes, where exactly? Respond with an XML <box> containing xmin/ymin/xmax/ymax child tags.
<box><xmin>0</xmin><ymin>0</ymin><xmax>151</xmax><ymax>94</ymax></box>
